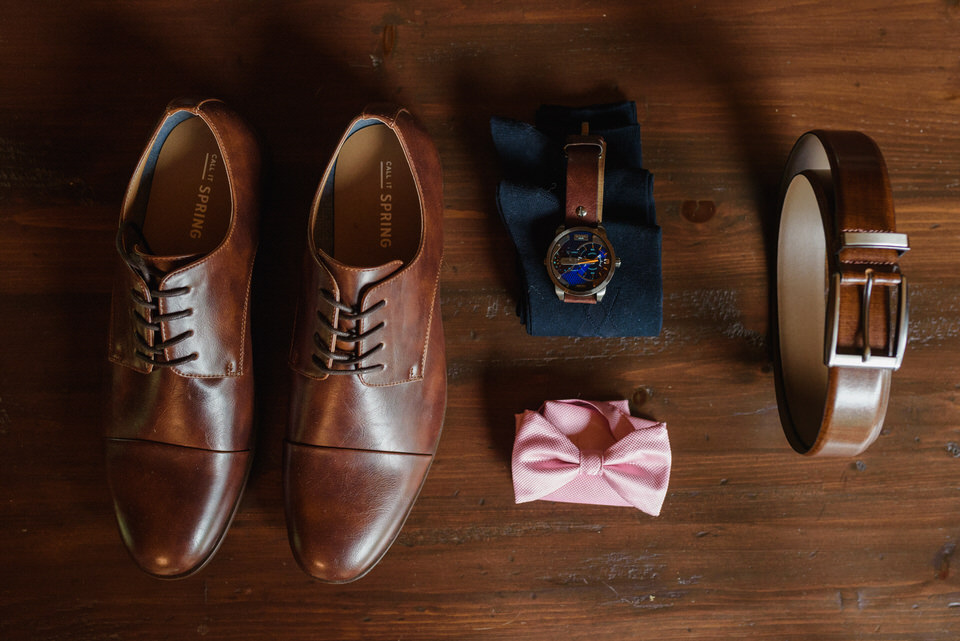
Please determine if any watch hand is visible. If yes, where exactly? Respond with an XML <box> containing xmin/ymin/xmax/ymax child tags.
<box><xmin>558</xmin><ymin>257</ymin><xmax>600</xmax><ymax>266</ymax></box>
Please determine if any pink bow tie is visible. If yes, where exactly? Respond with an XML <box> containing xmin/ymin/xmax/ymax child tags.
<box><xmin>512</xmin><ymin>399</ymin><xmax>671</xmax><ymax>515</ymax></box>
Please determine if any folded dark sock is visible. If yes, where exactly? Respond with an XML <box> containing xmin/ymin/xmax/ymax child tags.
<box><xmin>490</xmin><ymin>101</ymin><xmax>662</xmax><ymax>337</ymax></box>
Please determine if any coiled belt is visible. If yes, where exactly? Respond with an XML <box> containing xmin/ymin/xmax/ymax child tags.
<box><xmin>775</xmin><ymin>130</ymin><xmax>909</xmax><ymax>456</ymax></box>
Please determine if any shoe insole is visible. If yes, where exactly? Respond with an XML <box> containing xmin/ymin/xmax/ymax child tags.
<box><xmin>141</xmin><ymin>117</ymin><xmax>231</xmax><ymax>257</ymax></box>
<box><xmin>328</xmin><ymin>123</ymin><xmax>421</xmax><ymax>267</ymax></box>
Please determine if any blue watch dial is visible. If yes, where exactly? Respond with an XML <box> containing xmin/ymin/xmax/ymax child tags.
<box><xmin>548</xmin><ymin>229</ymin><xmax>616</xmax><ymax>294</ymax></box>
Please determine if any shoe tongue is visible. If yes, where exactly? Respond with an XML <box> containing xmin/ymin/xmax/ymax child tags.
<box><xmin>318</xmin><ymin>251</ymin><xmax>403</xmax><ymax>307</ymax></box>
<box><xmin>132</xmin><ymin>245</ymin><xmax>202</xmax><ymax>279</ymax></box>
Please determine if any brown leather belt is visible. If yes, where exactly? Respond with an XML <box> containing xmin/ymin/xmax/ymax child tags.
<box><xmin>774</xmin><ymin>130</ymin><xmax>909</xmax><ymax>456</ymax></box>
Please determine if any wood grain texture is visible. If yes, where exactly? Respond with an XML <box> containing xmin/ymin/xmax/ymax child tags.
<box><xmin>1</xmin><ymin>1</ymin><xmax>959</xmax><ymax>639</ymax></box>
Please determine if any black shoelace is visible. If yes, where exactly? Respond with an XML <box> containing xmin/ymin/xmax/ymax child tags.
<box><xmin>130</xmin><ymin>287</ymin><xmax>198</xmax><ymax>367</ymax></box>
<box><xmin>312</xmin><ymin>289</ymin><xmax>386</xmax><ymax>375</ymax></box>
<box><xmin>116</xmin><ymin>222</ymin><xmax>199</xmax><ymax>368</ymax></box>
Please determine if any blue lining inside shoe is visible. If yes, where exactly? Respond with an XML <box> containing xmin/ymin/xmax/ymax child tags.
<box><xmin>315</xmin><ymin>118</ymin><xmax>382</xmax><ymax>255</ymax></box>
<box><xmin>128</xmin><ymin>110</ymin><xmax>195</xmax><ymax>225</ymax></box>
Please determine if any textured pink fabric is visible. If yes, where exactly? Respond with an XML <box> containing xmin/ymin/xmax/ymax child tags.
<box><xmin>512</xmin><ymin>399</ymin><xmax>670</xmax><ymax>515</ymax></box>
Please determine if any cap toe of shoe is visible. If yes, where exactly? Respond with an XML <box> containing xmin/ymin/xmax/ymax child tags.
<box><xmin>105</xmin><ymin>438</ymin><xmax>251</xmax><ymax>579</ymax></box>
<box><xmin>284</xmin><ymin>441</ymin><xmax>432</xmax><ymax>583</ymax></box>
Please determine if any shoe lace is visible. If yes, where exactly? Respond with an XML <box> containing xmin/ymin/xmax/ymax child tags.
<box><xmin>130</xmin><ymin>288</ymin><xmax>198</xmax><ymax>367</ymax></box>
<box><xmin>116</xmin><ymin>222</ymin><xmax>199</xmax><ymax>368</ymax></box>
<box><xmin>312</xmin><ymin>289</ymin><xmax>386</xmax><ymax>375</ymax></box>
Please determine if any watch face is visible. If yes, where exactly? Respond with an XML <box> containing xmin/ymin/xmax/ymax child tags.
<box><xmin>547</xmin><ymin>227</ymin><xmax>617</xmax><ymax>295</ymax></box>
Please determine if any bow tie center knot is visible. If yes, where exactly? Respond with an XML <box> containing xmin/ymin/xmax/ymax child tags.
<box><xmin>578</xmin><ymin>449</ymin><xmax>604</xmax><ymax>476</ymax></box>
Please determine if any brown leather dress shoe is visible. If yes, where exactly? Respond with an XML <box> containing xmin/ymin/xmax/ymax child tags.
<box><xmin>105</xmin><ymin>99</ymin><xmax>259</xmax><ymax>578</ymax></box>
<box><xmin>285</xmin><ymin>105</ymin><xmax>446</xmax><ymax>582</ymax></box>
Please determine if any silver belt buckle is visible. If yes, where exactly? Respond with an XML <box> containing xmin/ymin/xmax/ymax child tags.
<box><xmin>826</xmin><ymin>231</ymin><xmax>909</xmax><ymax>370</ymax></box>
<box><xmin>825</xmin><ymin>271</ymin><xmax>908</xmax><ymax>370</ymax></box>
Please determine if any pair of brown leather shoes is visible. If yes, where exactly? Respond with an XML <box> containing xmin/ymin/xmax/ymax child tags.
<box><xmin>106</xmin><ymin>99</ymin><xmax>446</xmax><ymax>582</ymax></box>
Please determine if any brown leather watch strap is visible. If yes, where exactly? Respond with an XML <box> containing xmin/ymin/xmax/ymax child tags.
<box><xmin>774</xmin><ymin>130</ymin><xmax>909</xmax><ymax>456</ymax></box>
<box><xmin>564</xmin><ymin>133</ymin><xmax>606</xmax><ymax>228</ymax></box>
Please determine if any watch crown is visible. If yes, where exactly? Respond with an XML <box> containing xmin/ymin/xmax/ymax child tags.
<box><xmin>615</xmin><ymin>258</ymin><xmax>622</xmax><ymax>268</ymax></box>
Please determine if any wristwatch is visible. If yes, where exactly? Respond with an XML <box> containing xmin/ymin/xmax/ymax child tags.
<box><xmin>545</xmin><ymin>128</ymin><xmax>621</xmax><ymax>303</ymax></box>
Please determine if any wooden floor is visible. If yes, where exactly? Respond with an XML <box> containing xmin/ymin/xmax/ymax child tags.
<box><xmin>2</xmin><ymin>1</ymin><xmax>959</xmax><ymax>639</ymax></box>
